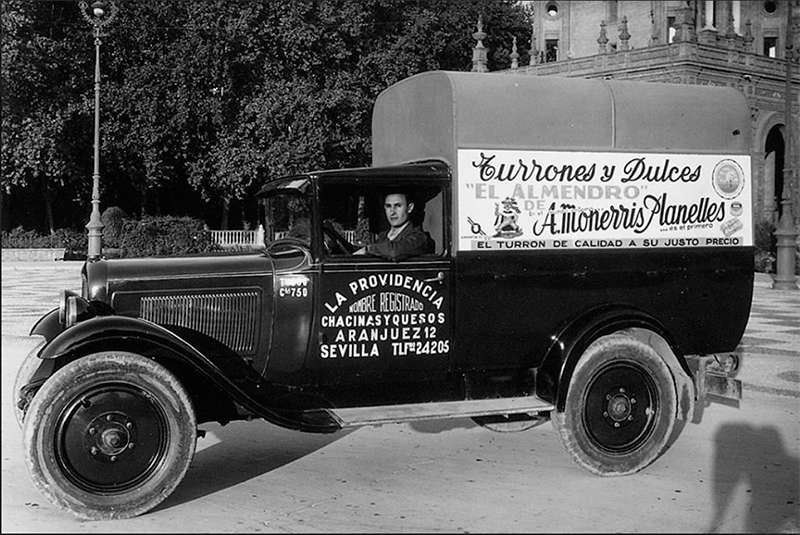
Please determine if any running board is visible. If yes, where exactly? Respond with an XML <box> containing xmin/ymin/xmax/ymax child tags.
<box><xmin>321</xmin><ymin>396</ymin><xmax>555</xmax><ymax>429</ymax></box>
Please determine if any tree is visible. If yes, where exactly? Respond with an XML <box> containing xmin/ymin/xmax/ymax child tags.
<box><xmin>1</xmin><ymin>0</ymin><xmax>92</xmax><ymax>233</ymax></box>
<box><xmin>2</xmin><ymin>0</ymin><xmax>531</xmax><ymax>231</ymax></box>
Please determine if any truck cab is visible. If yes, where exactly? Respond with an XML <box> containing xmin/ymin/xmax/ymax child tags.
<box><xmin>15</xmin><ymin>71</ymin><xmax>750</xmax><ymax>520</ymax></box>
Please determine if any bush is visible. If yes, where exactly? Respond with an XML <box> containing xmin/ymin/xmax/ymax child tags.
<box><xmin>754</xmin><ymin>250</ymin><xmax>775</xmax><ymax>274</ymax></box>
<box><xmin>753</xmin><ymin>220</ymin><xmax>776</xmax><ymax>273</ymax></box>
<box><xmin>2</xmin><ymin>226</ymin><xmax>54</xmax><ymax>248</ymax></box>
<box><xmin>2</xmin><ymin>226</ymin><xmax>82</xmax><ymax>249</ymax></box>
<box><xmin>3</xmin><ymin>217</ymin><xmax>221</xmax><ymax>259</ymax></box>
<box><xmin>119</xmin><ymin>216</ymin><xmax>220</xmax><ymax>257</ymax></box>
<box><xmin>101</xmin><ymin>206</ymin><xmax>129</xmax><ymax>247</ymax></box>
<box><xmin>52</xmin><ymin>228</ymin><xmax>88</xmax><ymax>258</ymax></box>
<box><xmin>1</xmin><ymin>226</ymin><xmax>87</xmax><ymax>259</ymax></box>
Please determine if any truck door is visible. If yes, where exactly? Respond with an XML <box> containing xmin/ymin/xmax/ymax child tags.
<box><xmin>311</xmin><ymin>179</ymin><xmax>453</xmax><ymax>384</ymax></box>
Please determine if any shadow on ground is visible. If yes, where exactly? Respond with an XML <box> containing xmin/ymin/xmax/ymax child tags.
<box><xmin>408</xmin><ymin>417</ymin><xmax>477</xmax><ymax>434</ymax></box>
<box><xmin>408</xmin><ymin>415</ymin><xmax>551</xmax><ymax>434</ymax></box>
<box><xmin>710</xmin><ymin>423</ymin><xmax>799</xmax><ymax>533</ymax></box>
<box><xmin>156</xmin><ymin>420</ymin><xmax>352</xmax><ymax>512</ymax></box>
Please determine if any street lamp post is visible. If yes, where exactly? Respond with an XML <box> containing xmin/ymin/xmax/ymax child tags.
<box><xmin>78</xmin><ymin>1</ymin><xmax>118</xmax><ymax>261</ymax></box>
<box><xmin>773</xmin><ymin>0</ymin><xmax>799</xmax><ymax>290</ymax></box>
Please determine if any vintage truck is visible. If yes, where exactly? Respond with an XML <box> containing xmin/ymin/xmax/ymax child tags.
<box><xmin>15</xmin><ymin>71</ymin><xmax>750</xmax><ymax>519</ymax></box>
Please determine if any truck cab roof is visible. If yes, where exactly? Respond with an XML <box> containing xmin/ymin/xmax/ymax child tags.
<box><xmin>258</xmin><ymin>160</ymin><xmax>449</xmax><ymax>197</ymax></box>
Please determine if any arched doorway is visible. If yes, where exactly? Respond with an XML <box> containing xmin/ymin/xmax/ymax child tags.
<box><xmin>765</xmin><ymin>124</ymin><xmax>785</xmax><ymax>222</ymax></box>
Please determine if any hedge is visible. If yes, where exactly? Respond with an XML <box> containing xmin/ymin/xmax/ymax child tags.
<box><xmin>1</xmin><ymin>226</ymin><xmax>86</xmax><ymax>254</ymax></box>
<box><xmin>118</xmin><ymin>216</ymin><xmax>220</xmax><ymax>257</ymax></box>
<box><xmin>2</xmin><ymin>216</ymin><xmax>220</xmax><ymax>258</ymax></box>
<box><xmin>101</xmin><ymin>206</ymin><xmax>128</xmax><ymax>248</ymax></box>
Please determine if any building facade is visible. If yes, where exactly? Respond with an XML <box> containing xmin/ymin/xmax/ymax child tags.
<box><xmin>503</xmin><ymin>0</ymin><xmax>800</xmax><ymax>230</ymax></box>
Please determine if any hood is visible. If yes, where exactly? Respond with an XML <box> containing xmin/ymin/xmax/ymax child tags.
<box><xmin>84</xmin><ymin>252</ymin><xmax>275</xmax><ymax>303</ymax></box>
<box><xmin>84</xmin><ymin>252</ymin><xmax>280</xmax><ymax>360</ymax></box>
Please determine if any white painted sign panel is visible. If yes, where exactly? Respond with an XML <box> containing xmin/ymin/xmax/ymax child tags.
<box><xmin>456</xmin><ymin>149</ymin><xmax>752</xmax><ymax>251</ymax></box>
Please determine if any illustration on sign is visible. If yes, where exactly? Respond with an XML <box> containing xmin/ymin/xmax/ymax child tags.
<box><xmin>457</xmin><ymin>149</ymin><xmax>752</xmax><ymax>251</ymax></box>
<box><xmin>320</xmin><ymin>273</ymin><xmax>450</xmax><ymax>360</ymax></box>
<box><xmin>493</xmin><ymin>197</ymin><xmax>523</xmax><ymax>238</ymax></box>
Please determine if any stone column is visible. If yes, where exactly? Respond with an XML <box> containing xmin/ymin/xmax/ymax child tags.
<box><xmin>529</xmin><ymin>20</ymin><xmax>539</xmax><ymax>66</ymax></box>
<box><xmin>510</xmin><ymin>36</ymin><xmax>519</xmax><ymax>70</ymax></box>
<box><xmin>471</xmin><ymin>15</ymin><xmax>489</xmax><ymax>73</ymax></box>
<box><xmin>702</xmin><ymin>0</ymin><xmax>716</xmax><ymax>29</ymax></box>
<box><xmin>743</xmin><ymin>19</ymin><xmax>754</xmax><ymax>52</ymax></box>
<box><xmin>763</xmin><ymin>151</ymin><xmax>776</xmax><ymax>219</ymax></box>
<box><xmin>697</xmin><ymin>6</ymin><xmax>719</xmax><ymax>46</ymax></box>
<box><xmin>598</xmin><ymin>20</ymin><xmax>609</xmax><ymax>54</ymax></box>
<box><xmin>618</xmin><ymin>16</ymin><xmax>630</xmax><ymax>51</ymax></box>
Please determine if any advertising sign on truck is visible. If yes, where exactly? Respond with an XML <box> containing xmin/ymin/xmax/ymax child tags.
<box><xmin>456</xmin><ymin>149</ymin><xmax>752</xmax><ymax>251</ymax></box>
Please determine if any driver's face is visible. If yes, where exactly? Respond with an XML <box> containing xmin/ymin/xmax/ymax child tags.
<box><xmin>384</xmin><ymin>194</ymin><xmax>413</xmax><ymax>229</ymax></box>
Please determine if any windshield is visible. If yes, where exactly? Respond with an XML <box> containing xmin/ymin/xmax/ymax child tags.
<box><xmin>260</xmin><ymin>190</ymin><xmax>312</xmax><ymax>247</ymax></box>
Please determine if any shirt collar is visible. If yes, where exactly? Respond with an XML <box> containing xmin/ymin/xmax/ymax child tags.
<box><xmin>387</xmin><ymin>221</ymin><xmax>409</xmax><ymax>240</ymax></box>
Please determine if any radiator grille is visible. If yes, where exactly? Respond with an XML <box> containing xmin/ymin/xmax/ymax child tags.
<box><xmin>140</xmin><ymin>291</ymin><xmax>260</xmax><ymax>353</ymax></box>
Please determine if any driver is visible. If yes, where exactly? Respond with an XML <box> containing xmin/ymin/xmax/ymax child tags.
<box><xmin>354</xmin><ymin>191</ymin><xmax>434</xmax><ymax>261</ymax></box>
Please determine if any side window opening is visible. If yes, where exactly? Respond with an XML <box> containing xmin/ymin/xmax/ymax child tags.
<box><xmin>260</xmin><ymin>193</ymin><xmax>312</xmax><ymax>245</ymax></box>
<box><xmin>319</xmin><ymin>182</ymin><xmax>445</xmax><ymax>259</ymax></box>
<box><xmin>423</xmin><ymin>190</ymin><xmax>444</xmax><ymax>255</ymax></box>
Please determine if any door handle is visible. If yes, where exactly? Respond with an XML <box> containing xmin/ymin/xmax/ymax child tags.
<box><xmin>424</xmin><ymin>271</ymin><xmax>445</xmax><ymax>284</ymax></box>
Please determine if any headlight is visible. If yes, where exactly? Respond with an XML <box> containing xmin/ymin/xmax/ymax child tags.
<box><xmin>58</xmin><ymin>290</ymin><xmax>89</xmax><ymax>328</ymax></box>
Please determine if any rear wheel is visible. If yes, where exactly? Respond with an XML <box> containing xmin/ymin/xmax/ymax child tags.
<box><xmin>23</xmin><ymin>352</ymin><xmax>197</xmax><ymax>520</ymax></box>
<box><xmin>552</xmin><ymin>335</ymin><xmax>677</xmax><ymax>475</ymax></box>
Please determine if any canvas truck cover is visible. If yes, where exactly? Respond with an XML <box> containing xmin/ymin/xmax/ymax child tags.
<box><xmin>371</xmin><ymin>71</ymin><xmax>752</xmax><ymax>252</ymax></box>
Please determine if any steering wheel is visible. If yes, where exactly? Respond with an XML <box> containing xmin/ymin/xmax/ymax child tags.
<box><xmin>322</xmin><ymin>220</ymin><xmax>356</xmax><ymax>255</ymax></box>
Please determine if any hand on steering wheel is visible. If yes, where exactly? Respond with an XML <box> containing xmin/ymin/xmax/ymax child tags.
<box><xmin>322</xmin><ymin>219</ymin><xmax>356</xmax><ymax>255</ymax></box>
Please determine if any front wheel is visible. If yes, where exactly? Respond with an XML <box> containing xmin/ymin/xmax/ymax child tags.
<box><xmin>13</xmin><ymin>339</ymin><xmax>45</xmax><ymax>428</ymax></box>
<box><xmin>552</xmin><ymin>335</ymin><xmax>677</xmax><ymax>476</ymax></box>
<box><xmin>23</xmin><ymin>352</ymin><xmax>197</xmax><ymax>520</ymax></box>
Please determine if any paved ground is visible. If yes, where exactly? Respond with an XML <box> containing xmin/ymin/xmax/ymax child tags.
<box><xmin>736</xmin><ymin>273</ymin><xmax>800</xmax><ymax>397</ymax></box>
<box><xmin>1</xmin><ymin>260</ymin><xmax>798</xmax><ymax>533</ymax></box>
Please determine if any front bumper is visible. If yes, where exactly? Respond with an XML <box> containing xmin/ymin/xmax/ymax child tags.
<box><xmin>686</xmin><ymin>353</ymin><xmax>742</xmax><ymax>423</ymax></box>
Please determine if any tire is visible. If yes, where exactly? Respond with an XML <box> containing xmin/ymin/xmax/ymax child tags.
<box><xmin>13</xmin><ymin>341</ymin><xmax>45</xmax><ymax>428</ymax></box>
<box><xmin>23</xmin><ymin>352</ymin><xmax>197</xmax><ymax>520</ymax></box>
<box><xmin>552</xmin><ymin>335</ymin><xmax>677</xmax><ymax>476</ymax></box>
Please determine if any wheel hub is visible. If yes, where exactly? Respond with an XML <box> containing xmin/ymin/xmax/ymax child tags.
<box><xmin>604</xmin><ymin>388</ymin><xmax>636</xmax><ymax>424</ymax></box>
<box><xmin>86</xmin><ymin>412</ymin><xmax>136</xmax><ymax>460</ymax></box>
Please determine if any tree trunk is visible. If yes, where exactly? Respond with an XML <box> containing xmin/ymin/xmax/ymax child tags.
<box><xmin>220</xmin><ymin>198</ymin><xmax>230</xmax><ymax>230</ymax></box>
<box><xmin>236</xmin><ymin>201</ymin><xmax>244</xmax><ymax>230</ymax></box>
<box><xmin>0</xmin><ymin>188</ymin><xmax>6</xmax><ymax>231</ymax></box>
<box><xmin>42</xmin><ymin>179</ymin><xmax>55</xmax><ymax>234</ymax></box>
<box><xmin>153</xmin><ymin>188</ymin><xmax>161</xmax><ymax>216</ymax></box>
<box><xmin>140</xmin><ymin>186</ymin><xmax>149</xmax><ymax>217</ymax></box>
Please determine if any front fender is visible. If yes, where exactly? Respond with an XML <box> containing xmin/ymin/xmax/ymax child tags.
<box><xmin>30</xmin><ymin>298</ymin><xmax>115</xmax><ymax>341</ymax></box>
<box><xmin>536</xmin><ymin>305</ymin><xmax>686</xmax><ymax>412</ymax></box>
<box><xmin>30</xmin><ymin>308</ymin><xmax>63</xmax><ymax>340</ymax></box>
<box><xmin>38</xmin><ymin>315</ymin><xmax>339</xmax><ymax>433</ymax></box>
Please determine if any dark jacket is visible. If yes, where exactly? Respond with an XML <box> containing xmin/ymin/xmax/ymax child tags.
<box><xmin>365</xmin><ymin>223</ymin><xmax>434</xmax><ymax>261</ymax></box>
